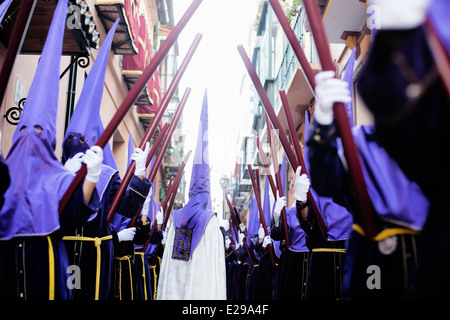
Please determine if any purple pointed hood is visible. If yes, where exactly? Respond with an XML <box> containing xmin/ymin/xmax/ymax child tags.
<box><xmin>62</xmin><ymin>19</ymin><xmax>119</xmax><ymax>201</ymax></box>
<box><xmin>0</xmin><ymin>0</ymin><xmax>73</xmax><ymax>240</ymax></box>
<box><xmin>262</xmin><ymin>176</ymin><xmax>272</xmax><ymax>226</ymax></box>
<box><xmin>428</xmin><ymin>0</ymin><xmax>450</xmax><ymax>59</ymax></box>
<box><xmin>246</xmin><ymin>193</ymin><xmax>259</xmax><ymax>246</ymax></box>
<box><xmin>188</xmin><ymin>89</ymin><xmax>211</xmax><ymax>207</ymax></box>
<box><xmin>97</xmin><ymin>117</ymin><xmax>118</xmax><ymax>170</ymax></box>
<box><xmin>343</xmin><ymin>47</ymin><xmax>356</xmax><ymax>126</ymax></box>
<box><xmin>108</xmin><ymin>134</ymin><xmax>138</xmax><ymax>233</ymax></box>
<box><xmin>173</xmin><ymin>89</ymin><xmax>216</xmax><ymax>256</ymax></box>
<box><xmin>127</xmin><ymin>133</ymin><xmax>134</xmax><ymax>167</ymax></box>
<box><xmin>62</xmin><ymin>18</ymin><xmax>119</xmax><ymax>162</ymax></box>
<box><xmin>13</xmin><ymin>0</ymin><xmax>68</xmax><ymax>148</ymax></box>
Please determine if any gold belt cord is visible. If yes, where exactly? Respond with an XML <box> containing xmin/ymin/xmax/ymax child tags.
<box><xmin>63</xmin><ymin>235</ymin><xmax>113</xmax><ymax>300</ymax></box>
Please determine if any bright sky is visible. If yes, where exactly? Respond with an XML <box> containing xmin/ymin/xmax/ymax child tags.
<box><xmin>172</xmin><ymin>0</ymin><xmax>260</xmax><ymax>209</ymax></box>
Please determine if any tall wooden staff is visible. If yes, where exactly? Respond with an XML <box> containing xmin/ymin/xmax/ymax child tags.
<box><xmin>279</xmin><ymin>90</ymin><xmax>327</xmax><ymax>239</ymax></box>
<box><xmin>163</xmin><ymin>151</ymin><xmax>192</xmax><ymax>222</ymax></box>
<box><xmin>264</xmin><ymin>117</ymin><xmax>291</xmax><ymax>247</ymax></box>
<box><xmin>255</xmin><ymin>137</ymin><xmax>277</xmax><ymax>197</ymax></box>
<box><xmin>247</xmin><ymin>165</ymin><xmax>276</xmax><ymax>267</ymax></box>
<box><xmin>225</xmin><ymin>195</ymin><xmax>255</xmax><ymax>267</ymax></box>
<box><xmin>151</xmin><ymin>150</ymin><xmax>192</xmax><ymax>239</ymax></box>
<box><xmin>268</xmin><ymin>0</ymin><xmax>315</xmax><ymax>89</ymax></box>
<box><xmin>163</xmin><ymin>177</ymin><xmax>174</xmax><ymax>212</ymax></box>
<box><xmin>106</xmin><ymin>34</ymin><xmax>202</xmax><ymax>224</ymax></box>
<box><xmin>125</xmin><ymin>88</ymin><xmax>191</xmax><ymax>228</ymax></box>
<box><xmin>143</xmin><ymin>150</ymin><xmax>191</xmax><ymax>252</ymax></box>
<box><xmin>227</xmin><ymin>220</ymin><xmax>242</xmax><ymax>262</ymax></box>
<box><xmin>301</xmin><ymin>0</ymin><xmax>377</xmax><ymax>238</ymax></box>
<box><xmin>0</xmin><ymin>0</ymin><xmax>37</xmax><ymax>104</ymax></box>
<box><xmin>115</xmin><ymin>122</ymin><xmax>169</xmax><ymax>226</ymax></box>
<box><xmin>260</xmin><ymin>0</ymin><xmax>377</xmax><ymax>238</ymax></box>
<box><xmin>237</xmin><ymin>45</ymin><xmax>327</xmax><ymax>240</ymax></box>
<box><xmin>58</xmin><ymin>0</ymin><xmax>203</xmax><ymax>215</ymax></box>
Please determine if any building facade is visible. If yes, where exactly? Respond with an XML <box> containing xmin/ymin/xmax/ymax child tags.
<box><xmin>0</xmin><ymin>0</ymin><xmax>186</xmax><ymax>209</ymax></box>
<box><xmin>235</xmin><ymin>0</ymin><xmax>373</xmax><ymax>224</ymax></box>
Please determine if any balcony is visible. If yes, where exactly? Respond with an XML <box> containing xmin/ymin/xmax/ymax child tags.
<box><xmin>0</xmin><ymin>0</ymin><xmax>100</xmax><ymax>55</ymax></box>
<box><xmin>94</xmin><ymin>0</ymin><xmax>138</xmax><ymax>55</ymax></box>
<box><xmin>272</xmin><ymin>9</ymin><xmax>320</xmax><ymax>144</ymax></box>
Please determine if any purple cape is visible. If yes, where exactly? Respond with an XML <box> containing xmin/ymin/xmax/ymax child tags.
<box><xmin>349</xmin><ymin>125</ymin><xmax>429</xmax><ymax>230</ymax></box>
<box><xmin>285</xmin><ymin>206</ymin><xmax>308</xmax><ymax>252</ymax></box>
<box><xmin>262</xmin><ymin>176</ymin><xmax>272</xmax><ymax>227</ymax></box>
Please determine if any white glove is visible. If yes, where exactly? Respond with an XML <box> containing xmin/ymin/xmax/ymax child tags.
<box><xmin>262</xmin><ymin>235</ymin><xmax>272</xmax><ymax>248</ymax></box>
<box><xmin>131</xmin><ymin>142</ymin><xmax>150</xmax><ymax>177</ymax></box>
<box><xmin>83</xmin><ymin>146</ymin><xmax>103</xmax><ymax>183</ymax></box>
<box><xmin>156</xmin><ymin>208</ymin><xmax>163</xmax><ymax>225</ymax></box>
<box><xmin>314</xmin><ymin>71</ymin><xmax>352</xmax><ymax>125</ymax></box>
<box><xmin>239</xmin><ymin>223</ymin><xmax>246</xmax><ymax>233</ymax></box>
<box><xmin>238</xmin><ymin>232</ymin><xmax>245</xmax><ymax>247</ymax></box>
<box><xmin>219</xmin><ymin>218</ymin><xmax>229</xmax><ymax>232</ymax></box>
<box><xmin>64</xmin><ymin>152</ymin><xmax>84</xmax><ymax>174</ymax></box>
<box><xmin>258</xmin><ymin>224</ymin><xmax>265</xmax><ymax>240</ymax></box>
<box><xmin>161</xmin><ymin>229</ymin><xmax>168</xmax><ymax>245</ymax></box>
<box><xmin>225</xmin><ymin>236</ymin><xmax>231</xmax><ymax>249</ymax></box>
<box><xmin>368</xmin><ymin>0</ymin><xmax>431</xmax><ymax>30</ymax></box>
<box><xmin>294</xmin><ymin>166</ymin><xmax>310</xmax><ymax>202</ymax></box>
<box><xmin>141</xmin><ymin>193</ymin><xmax>151</xmax><ymax>216</ymax></box>
<box><xmin>274</xmin><ymin>196</ymin><xmax>286</xmax><ymax>215</ymax></box>
<box><xmin>117</xmin><ymin>227</ymin><xmax>136</xmax><ymax>242</ymax></box>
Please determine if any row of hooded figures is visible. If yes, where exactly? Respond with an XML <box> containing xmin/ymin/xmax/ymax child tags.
<box><xmin>224</xmin><ymin>0</ymin><xmax>450</xmax><ymax>300</ymax></box>
<box><xmin>1</xmin><ymin>0</ymin><xmax>450</xmax><ymax>300</ymax></box>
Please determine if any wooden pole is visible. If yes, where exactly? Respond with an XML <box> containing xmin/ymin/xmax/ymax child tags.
<box><xmin>302</xmin><ymin>0</ymin><xmax>378</xmax><ymax>238</ymax></box>
<box><xmin>279</xmin><ymin>90</ymin><xmax>327</xmax><ymax>239</ymax></box>
<box><xmin>124</xmin><ymin>88</ymin><xmax>191</xmax><ymax>228</ymax></box>
<box><xmin>237</xmin><ymin>45</ymin><xmax>299</xmax><ymax>171</ymax></box>
<box><xmin>0</xmin><ymin>0</ymin><xmax>37</xmax><ymax>104</ymax></box>
<box><xmin>225</xmin><ymin>195</ymin><xmax>255</xmax><ymax>267</ymax></box>
<box><xmin>238</xmin><ymin>45</ymin><xmax>327</xmax><ymax>239</ymax></box>
<box><xmin>143</xmin><ymin>150</ymin><xmax>191</xmax><ymax>252</ymax></box>
<box><xmin>247</xmin><ymin>165</ymin><xmax>276</xmax><ymax>267</ymax></box>
<box><xmin>265</xmin><ymin>117</ymin><xmax>291</xmax><ymax>247</ymax></box>
<box><xmin>105</xmin><ymin>34</ymin><xmax>202</xmax><ymax>223</ymax></box>
<box><xmin>58</xmin><ymin>0</ymin><xmax>203</xmax><ymax>215</ymax></box>
<box><xmin>148</xmin><ymin>88</ymin><xmax>191</xmax><ymax>183</ymax></box>
<box><xmin>113</xmin><ymin>123</ymin><xmax>168</xmax><ymax>229</ymax></box>
<box><xmin>158</xmin><ymin>151</ymin><xmax>191</xmax><ymax>233</ymax></box>
<box><xmin>268</xmin><ymin>0</ymin><xmax>315</xmax><ymax>90</ymax></box>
